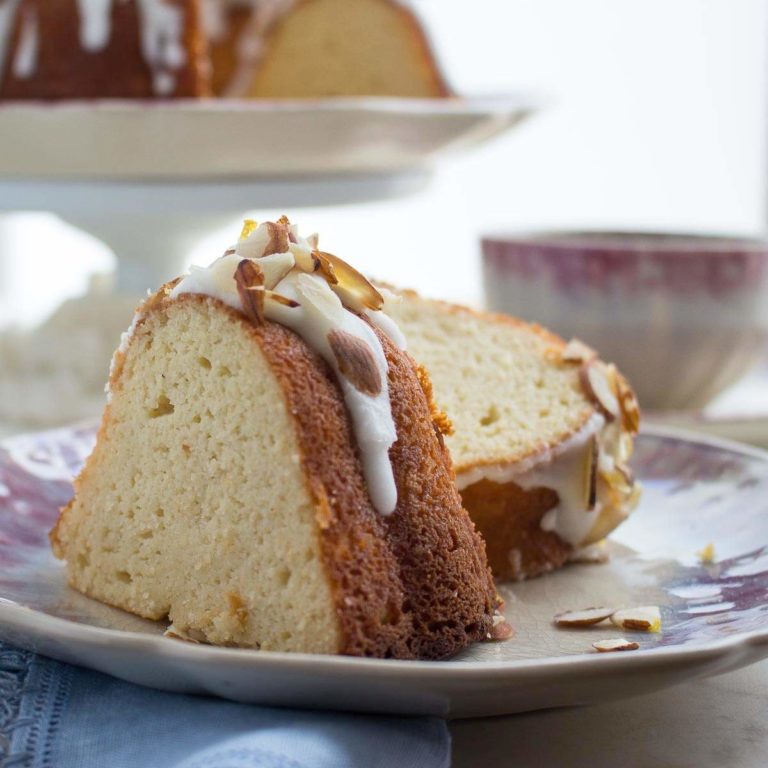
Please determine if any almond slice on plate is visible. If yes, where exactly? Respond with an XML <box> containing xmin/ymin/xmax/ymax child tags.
<box><xmin>592</xmin><ymin>638</ymin><xmax>640</xmax><ymax>653</ymax></box>
<box><xmin>554</xmin><ymin>607</ymin><xmax>615</xmax><ymax>628</ymax></box>
<box><xmin>610</xmin><ymin>606</ymin><xmax>662</xmax><ymax>632</ymax></box>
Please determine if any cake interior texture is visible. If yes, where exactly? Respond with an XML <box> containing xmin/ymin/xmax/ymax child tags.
<box><xmin>387</xmin><ymin>295</ymin><xmax>595</xmax><ymax>474</ymax></box>
<box><xmin>54</xmin><ymin>297</ymin><xmax>340</xmax><ymax>652</ymax></box>
<box><xmin>245</xmin><ymin>0</ymin><xmax>449</xmax><ymax>98</ymax></box>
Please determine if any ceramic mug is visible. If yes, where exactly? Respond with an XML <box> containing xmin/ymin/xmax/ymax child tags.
<box><xmin>482</xmin><ymin>232</ymin><xmax>768</xmax><ymax>411</ymax></box>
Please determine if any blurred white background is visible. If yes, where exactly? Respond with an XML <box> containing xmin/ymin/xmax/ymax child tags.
<box><xmin>0</xmin><ymin>0</ymin><xmax>766</xmax><ymax>324</ymax></box>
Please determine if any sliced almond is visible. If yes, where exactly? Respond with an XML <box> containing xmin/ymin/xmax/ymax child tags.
<box><xmin>592</xmin><ymin>638</ymin><xmax>639</xmax><ymax>653</ymax></box>
<box><xmin>313</xmin><ymin>250</ymin><xmax>339</xmax><ymax>285</ymax></box>
<box><xmin>562</xmin><ymin>338</ymin><xmax>598</xmax><ymax>363</ymax></box>
<box><xmin>615</xmin><ymin>370</ymin><xmax>641</xmax><ymax>434</ymax></box>
<box><xmin>290</xmin><ymin>242</ymin><xmax>317</xmax><ymax>273</ymax></box>
<box><xmin>599</xmin><ymin>464</ymin><xmax>634</xmax><ymax>502</ymax></box>
<box><xmin>316</xmin><ymin>251</ymin><xmax>384</xmax><ymax>312</ymax></box>
<box><xmin>247</xmin><ymin>285</ymin><xmax>301</xmax><ymax>309</ymax></box>
<box><xmin>583</xmin><ymin>437</ymin><xmax>598</xmax><ymax>510</ymax></box>
<box><xmin>327</xmin><ymin>329</ymin><xmax>382</xmax><ymax>396</ymax></box>
<box><xmin>616</xmin><ymin>462</ymin><xmax>634</xmax><ymax>486</ymax></box>
<box><xmin>267</xmin><ymin>291</ymin><xmax>300</xmax><ymax>308</ymax></box>
<box><xmin>616</xmin><ymin>432</ymin><xmax>634</xmax><ymax>465</ymax></box>
<box><xmin>610</xmin><ymin>606</ymin><xmax>661</xmax><ymax>633</ymax></box>
<box><xmin>235</xmin><ymin>259</ymin><xmax>265</xmax><ymax>326</ymax></box>
<box><xmin>581</xmin><ymin>361</ymin><xmax>620</xmax><ymax>421</ymax></box>
<box><xmin>306</xmin><ymin>232</ymin><xmax>320</xmax><ymax>249</ymax></box>
<box><xmin>264</xmin><ymin>220</ymin><xmax>291</xmax><ymax>256</ymax></box>
<box><xmin>554</xmin><ymin>607</ymin><xmax>615</xmax><ymax>627</ymax></box>
<box><xmin>258</xmin><ymin>251</ymin><xmax>295</xmax><ymax>290</ymax></box>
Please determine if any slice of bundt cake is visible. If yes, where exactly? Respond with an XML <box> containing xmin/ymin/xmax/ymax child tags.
<box><xmin>51</xmin><ymin>218</ymin><xmax>499</xmax><ymax>659</ymax></box>
<box><xmin>384</xmin><ymin>291</ymin><xmax>641</xmax><ymax>581</ymax></box>
<box><xmin>0</xmin><ymin>0</ymin><xmax>210</xmax><ymax>99</ymax></box>
<box><xmin>203</xmin><ymin>0</ymin><xmax>451</xmax><ymax>98</ymax></box>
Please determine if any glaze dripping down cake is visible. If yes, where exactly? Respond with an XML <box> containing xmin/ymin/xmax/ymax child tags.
<box><xmin>0</xmin><ymin>0</ymin><xmax>450</xmax><ymax>99</ymax></box>
<box><xmin>385</xmin><ymin>291</ymin><xmax>641</xmax><ymax>581</ymax></box>
<box><xmin>51</xmin><ymin>218</ymin><xmax>499</xmax><ymax>659</ymax></box>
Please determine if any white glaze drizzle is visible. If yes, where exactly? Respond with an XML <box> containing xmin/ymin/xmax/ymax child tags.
<box><xmin>169</xmin><ymin>222</ymin><xmax>404</xmax><ymax>516</ymax></box>
<box><xmin>212</xmin><ymin>0</ymin><xmax>296</xmax><ymax>97</ymax></box>
<box><xmin>364</xmin><ymin>287</ymin><xmax>407</xmax><ymax>350</ymax></box>
<box><xmin>0</xmin><ymin>0</ymin><xmax>22</xmax><ymax>77</ymax></box>
<box><xmin>199</xmin><ymin>0</ymin><xmax>227</xmax><ymax>43</ymax></box>
<box><xmin>11</xmin><ymin>1</ymin><xmax>37</xmax><ymax>79</ymax></box>
<box><xmin>456</xmin><ymin>412</ymin><xmax>608</xmax><ymax>547</ymax></box>
<box><xmin>137</xmin><ymin>0</ymin><xmax>186</xmax><ymax>96</ymax></box>
<box><xmin>77</xmin><ymin>0</ymin><xmax>114</xmax><ymax>51</ymax></box>
<box><xmin>455</xmin><ymin>412</ymin><xmax>605</xmax><ymax>491</ymax></box>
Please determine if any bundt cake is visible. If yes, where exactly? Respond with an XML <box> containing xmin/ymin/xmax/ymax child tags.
<box><xmin>0</xmin><ymin>0</ymin><xmax>449</xmax><ymax>100</ymax></box>
<box><xmin>384</xmin><ymin>291</ymin><xmax>641</xmax><ymax>581</ymax></box>
<box><xmin>0</xmin><ymin>0</ymin><xmax>210</xmax><ymax>99</ymax></box>
<box><xmin>209</xmin><ymin>0</ymin><xmax>451</xmax><ymax>98</ymax></box>
<box><xmin>50</xmin><ymin>218</ymin><xmax>499</xmax><ymax>659</ymax></box>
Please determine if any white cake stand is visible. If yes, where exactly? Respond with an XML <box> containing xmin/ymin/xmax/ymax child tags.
<box><xmin>0</xmin><ymin>173</ymin><xmax>429</xmax><ymax>292</ymax></box>
<box><xmin>0</xmin><ymin>95</ymin><xmax>538</xmax><ymax>290</ymax></box>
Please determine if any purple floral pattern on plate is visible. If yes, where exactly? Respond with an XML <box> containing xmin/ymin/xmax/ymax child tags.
<box><xmin>0</xmin><ymin>423</ymin><xmax>767</xmax><ymax>716</ymax></box>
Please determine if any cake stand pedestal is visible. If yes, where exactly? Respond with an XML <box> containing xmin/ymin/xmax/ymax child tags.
<box><xmin>0</xmin><ymin>172</ymin><xmax>429</xmax><ymax>292</ymax></box>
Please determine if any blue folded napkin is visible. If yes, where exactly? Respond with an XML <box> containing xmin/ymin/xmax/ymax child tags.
<box><xmin>1</xmin><ymin>642</ymin><xmax>450</xmax><ymax>768</ymax></box>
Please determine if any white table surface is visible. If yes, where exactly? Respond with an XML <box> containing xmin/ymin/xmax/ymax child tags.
<box><xmin>451</xmin><ymin>659</ymin><xmax>768</xmax><ymax>767</ymax></box>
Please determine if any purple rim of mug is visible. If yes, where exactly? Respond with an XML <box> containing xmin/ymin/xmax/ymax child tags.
<box><xmin>481</xmin><ymin>232</ymin><xmax>768</xmax><ymax>296</ymax></box>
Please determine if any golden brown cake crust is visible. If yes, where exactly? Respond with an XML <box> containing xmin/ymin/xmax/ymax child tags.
<box><xmin>380</xmin><ymin>338</ymin><xmax>497</xmax><ymax>657</ymax></box>
<box><xmin>254</xmin><ymin>310</ymin><xmax>496</xmax><ymax>659</ymax></box>
<box><xmin>252</xmin><ymin>318</ymin><xmax>415</xmax><ymax>658</ymax></box>
<box><xmin>0</xmin><ymin>0</ymin><xmax>210</xmax><ymax>99</ymax></box>
<box><xmin>459</xmin><ymin>480</ymin><xmax>572</xmax><ymax>581</ymax></box>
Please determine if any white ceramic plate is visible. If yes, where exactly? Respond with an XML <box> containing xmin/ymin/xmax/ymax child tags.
<box><xmin>1</xmin><ymin>424</ymin><xmax>767</xmax><ymax>718</ymax></box>
<box><xmin>0</xmin><ymin>95</ymin><xmax>536</xmax><ymax>180</ymax></box>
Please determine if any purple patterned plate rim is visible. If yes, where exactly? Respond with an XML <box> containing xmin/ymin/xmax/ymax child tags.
<box><xmin>1</xmin><ymin>423</ymin><xmax>767</xmax><ymax>716</ymax></box>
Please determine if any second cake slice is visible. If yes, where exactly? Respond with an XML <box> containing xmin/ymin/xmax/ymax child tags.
<box><xmin>386</xmin><ymin>290</ymin><xmax>641</xmax><ymax>581</ymax></box>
